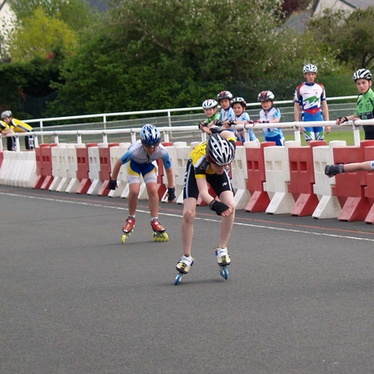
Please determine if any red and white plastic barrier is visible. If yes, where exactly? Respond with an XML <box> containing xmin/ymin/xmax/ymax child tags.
<box><xmin>4</xmin><ymin>137</ymin><xmax>374</xmax><ymax>224</ymax></box>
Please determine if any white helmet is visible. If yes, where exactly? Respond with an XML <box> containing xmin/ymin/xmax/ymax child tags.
<box><xmin>303</xmin><ymin>64</ymin><xmax>318</xmax><ymax>74</ymax></box>
<box><xmin>353</xmin><ymin>68</ymin><xmax>372</xmax><ymax>82</ymax></box>
<box><xmin>202</xmin><ymin>99</ymin><xmax>218</xmax><ymax>109</ymax></box>
<box><xmin>207</xmin><ymin>133</ymin><xmax>236</xmax><ymax>166</ymax></box>
<box><xmin>1</xmin><ymin>110</ymin><xmax>12</xmax><ymax>119</ymax></box>
<box><xmin>257</xmin><ymin>90</ymin><xmax>275</xmax><ymax>102</ymax></box>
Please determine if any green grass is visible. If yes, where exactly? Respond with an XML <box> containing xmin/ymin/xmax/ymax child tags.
<box><xmin>284</xmin><ymin>129</ymin><xmax>363</xmax><ymax>146</ymax></box>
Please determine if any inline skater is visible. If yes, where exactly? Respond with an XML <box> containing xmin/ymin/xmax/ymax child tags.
<box><xmin>108</xmin><ymin>124</ymin><xmax>176</xmax><ymax>242</ymax></box>
<box><xmin>175</xmin><ymin>131</ymin><xmax>236</xmax><ymax>284</ymax></box>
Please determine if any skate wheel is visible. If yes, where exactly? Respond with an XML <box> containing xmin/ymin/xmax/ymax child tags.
<box><xmin>121</xmin><ymin>234</ymin><xmax>129</xmax><ymax>243</ymax></box>
<box><xmin>174</xmin><ymin>273</ymin><xmax>183</xmax><ymax>285</ymax></box>
<box><xmin>219</xmin><ymin>266</ymin><xmax>229</xmax><ymax>280</ymax></box>
<box><xmin>153</xmin><ymin>232</ymin><xmax>169</xmax><ymax>242</ymax></box>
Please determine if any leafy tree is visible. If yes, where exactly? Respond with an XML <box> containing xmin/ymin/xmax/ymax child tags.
<box><xmin>7</xmin><ymin>7</ymin><xmax>77</xmax><ymax>62</ymax></box>
<box><xmin>308</xmin><ymin>7</ymin><xmax>374</xmax><ymax>70</ymax></box>
<box><xmin>49</xmin><ymin>0</ymin><xmax>340</xmax><ymax>115</ymax></box>
<box><xmin>9</xmin><ymin>0</ymin><xmax>95</xmax><ymax>32</ymax></box>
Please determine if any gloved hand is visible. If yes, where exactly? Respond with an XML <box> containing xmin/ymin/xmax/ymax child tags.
<box><xmin>167</xmin><ymin>187</ymin><xmax>176</xmax><ymax>202</ymax></box>
<box><xmin>209</xmin><ymin>199</ymin><xmax>230</xmax><ymax>215</ymax></box>
<box><xmin>108</xmin><ymin>179</ymin><xmax>117</xmax><ymax>190</ymax></box>
<box><xmin>337</xmin><ymin>116</ymin><xmax>348</xmax><ymax>125</ymax></box>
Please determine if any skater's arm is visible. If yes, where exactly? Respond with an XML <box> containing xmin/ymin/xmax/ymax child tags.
<box><xmin>165</xmin><ymin>166</ymin><xmax>175</xmax><ymax>188</ymax></box>
<box><xmin>110</xmin><ymin>159</ymin><xmax>123</xmax><ymax>180</ymax></box>
<box><xmin>165</xmin><ymin>167</ymin><xmax>176</xmax><ymax>202</ymax></box>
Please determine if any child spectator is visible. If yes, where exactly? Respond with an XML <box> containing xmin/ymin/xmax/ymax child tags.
<box><xmin>257</xmin><ymin>90</ymin><xmax>285</xmax><ymax>146</ymax></box>
<box><xmin>335</xmin><ymin>69</ymin><xmax>374</xmax><ymax>139</ymax></box>
<box><xmin>293</xmin><ymin>64</ymin><xmax>330</xmax><ymax>142</ymax></box>
<box><xmin>198</xmin><ymin>99</ymin><xmax>220</xmax><ymax>134</ymax></box>
<box><xmin>217</xmin><ymin>90</ymin><xmax>235</xmax><ymax>123</ymax></box>
<box><xmin>230</xmin><ymin>96</ymin><xmax>258</xmax><ymax>143</ymax></box>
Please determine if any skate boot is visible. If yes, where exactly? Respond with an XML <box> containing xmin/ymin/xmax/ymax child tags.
<box><xmin>174</xmin><ymin>255</ymin><xmax>194</xmax><ymax>285</ymax></box>
<box><xmin>121</xmin><ymin>217</ymin><xmax>136</xmax><ymax>243</ymax></box>
<box><xmin>215</xmin><ymin>247</ymin><xmax>231</xmax><ymax>280</ymax></box>
<box><xmin>150</xmin><ymin>219</ymin><xmax>169</xmax><ymax>242</ymax></box>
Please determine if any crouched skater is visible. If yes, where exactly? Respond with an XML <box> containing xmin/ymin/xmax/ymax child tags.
<box><xmin>175</xmin><ymin>131</ymin><xmax>236</xmax><ymax>284</ymax></box>
<box><xmin>108</xmin><ymin>124</ymin><xmax>176</xmax><ymax>243</ymax></box>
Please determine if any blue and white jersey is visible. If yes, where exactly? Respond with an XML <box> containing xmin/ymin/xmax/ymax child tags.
<box><xmin>220</xmin><ymin>107</ymin><xmax>235</xmax><ymax>122</ymax></box>
<box><xmin>294</xmin><ymin>82</ymin><xmax>326</xmax><ymax>116</ymax></box>
<box><xmin>259</xmin><ymin>107</ymin><xmax>284</xmax><ymax>145</ymax></box>
<box><xmin>120</xmin><ymin>140</ymin><xmax>172</xmax><ymax>169</ymax></box>
<box><xmin>233</xmin><ymin>112</ymin><xmax>257</xmax><ymax>142</ymax></box>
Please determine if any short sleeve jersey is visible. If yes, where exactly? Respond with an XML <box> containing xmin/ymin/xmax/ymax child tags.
<box><xmin>294</xmin><ymin>82</ymin><xmax>326</xmax><ymax>115</ymax></box>
<box><xmin>120</xmin><ymin>140</ymin><xmax>172</xmax><ymax>169</ymax></box>
<box><xmin>259</xmin><ymin>107</ymin><xmax>283</xmax><ymax>138</ymax></box>
<box><xmin>202</xmin><ymin>112</ymin><xmax>220</xmax><ymax>126</ymax></box>
<box><xmin>220</xmin><ymin>107</ymin><xmax>235</xmax><ymax>122</ymax></box>
<box><xmin>188</xmin><ymin>136</ymin><xmax>236</xmax><ymax>179</ymax></box>
<box><xmin>0</xmin><ymin>120</ymin><xmax>9</xmax><ymax>131</ymax></box>
<box><xmin>355</xmin><ymin>88</ymin><xmax>374</xmax><ymax>120</ymax></box>
<box><xmin>233</xmin><ymin>112</ymin><xmax>257</xmax><ymax>141</ymax></box>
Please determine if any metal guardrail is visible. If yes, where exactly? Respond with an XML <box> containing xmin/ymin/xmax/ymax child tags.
<box><xmin>23</xmin><ymin>96</ymin><xmax>358</xmax><ymax>131</ymax></box>
<box><xmin>2</xmin><ymin>119</ymin><xmax>374</xmax><ymax>153</ymax></box>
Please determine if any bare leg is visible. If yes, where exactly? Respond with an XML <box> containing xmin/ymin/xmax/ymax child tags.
<box><xmin>146</xmin><ymin>182</ymin><xmax>159</xmax><ymax>217</ymax></box>
<box><xmin>181</xmin><ymin>198</ymin><xmax>197</xmax><ymax>256</ymax></box>
<box><xmin>218</xmin><ymin>190</ymin><xmax>235</xmax><ymax>248</ymax></box>
<box><xmin>128</xmin><ymin>183</ymin><xmax>140</xmax><ymax>216</ymax></box>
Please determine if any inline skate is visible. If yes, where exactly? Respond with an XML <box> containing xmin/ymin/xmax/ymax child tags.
<box><xmin>215</xmin><ymin>247</ymin><xmax>231</xmax><ymax>280</ymax></box>
<box><xmin>121</xmin><ymin>217</ymin><xmax>136</xmax><ymax>243</ymax></box>
<box><xmin>151</xmin><ymin>219</ymin><xmax>169</xmax><ymax>242</ymax></box>
<box><xmin>174</xmin><ymin>255</ymin><xmax>194</xmax><ymax>285</ymax></box>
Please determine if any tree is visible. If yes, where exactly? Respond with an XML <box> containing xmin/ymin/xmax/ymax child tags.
<box><xmin>9</xmin><ymin>0</ymin><xmax>95</xmax><ymax>32</ymax></box>
<box><xmin>49</xmin><ymin>0</ymin><xmax>337</xmax><ymax>115</ymax></box>
<box><xmin>308</xmin><ymin>7</ymin><xmax>374</xmax><ymax>70</ymax></box>
<box><xmin>7</xmin><ymin>7</ymin><xmax>77</xmax><ymax>62</ymax></box>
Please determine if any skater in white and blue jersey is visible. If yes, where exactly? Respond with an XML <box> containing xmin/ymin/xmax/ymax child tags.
<box><xmin>108</xmin><ymin>124</ymin><xmax>176</xmax><ymax>242</ymax></box>
<box><xmin>257</xmin><ymin>91</ymin><xmax>285</xmax><ymax>146</ymax></box>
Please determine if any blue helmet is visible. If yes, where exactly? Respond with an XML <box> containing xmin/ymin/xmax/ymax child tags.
<box><xmin>140</xmin><ymin>124</ymin><xmax>161</xmax><ymax>147</ymax></box>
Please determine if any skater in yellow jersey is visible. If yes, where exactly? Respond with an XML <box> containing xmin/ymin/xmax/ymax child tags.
<box><xmin>175</xmin><ymin>131</ymin><xmax>236</xmax><ymax>284</ymax></box>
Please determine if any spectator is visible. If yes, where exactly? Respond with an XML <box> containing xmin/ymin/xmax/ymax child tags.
<box><xmin>335</xmin><ymin>69</ymin><xmax>374</xmax><ymax>139</ymax></box>
<box><xmin>257</xmin><ymin>90</ymin><xmax>285</xmax><ymax>146</ymax></box>
<box><xmin>294</xmin><ymin>64</ymin><xmax>330</xmax><ymax>142</ymax></box>
<box><xmin>1</xmin><ymin>111</ymin><xmax>34</xmax><ymax>150</ymax></box>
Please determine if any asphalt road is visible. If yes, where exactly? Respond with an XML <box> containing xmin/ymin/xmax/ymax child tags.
<box><xmin>1</xmin><ymin>185</ymin><xmax>374</xmax><ymax>374</ymax></box>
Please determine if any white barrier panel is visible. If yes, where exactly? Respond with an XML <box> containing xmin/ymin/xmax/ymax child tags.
<box><xmin>87</xmin><ymin>145</ymin><xmax>102</xmax><ymax>195</ymax></box>
<box><xmin>231</xmin><ymin>145</ymin><xmax>250</xmax><ymax>210</ymax></box>
<box><xmin>0</xmin><ymin>150</ymin><xmax>38</xmax><ymax>188</ymax></box>
<box><xmin>172</xmin><ymin>142</ymin><xmax>191</xmax><ymax>204</ymax></box>
<box><xmin>49</xmin><ymin>144</ymin><xmax>68</xmax><ymax>191</ymax></box>
<box><xmin>263</xmin><ymin>142</ymin><xmax>297</xmax><ymax>214</ymax></box>
<box><xmin>65</xmin><ymin>144</ymin><xmax>83</xmax><ymax>193</ymax></box>
<box><xmin>312</xmin><ymin>141</ymin><xmax>346</xmax><ymax>219</ymax></box>
<box><xmin>108</xmin><ymin>142</ymin><xmax>131</xmax><ymax>198</ymax></box>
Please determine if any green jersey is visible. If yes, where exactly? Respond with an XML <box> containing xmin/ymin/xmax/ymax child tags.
<box><xmin>355</xmin><ymin>88</ymin><xmax>374</xmax><ymax>120</ymax></box>
<box><xmin>201</xmin><ymin>112</ymin><xmax>220</xmax><ymax>125</ymax></box>
<box><xmin>355</xmin><ymin>88</ymin><xmax>374</xmax><ymax>137</ymax></box>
